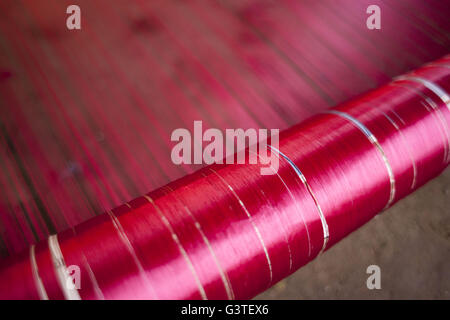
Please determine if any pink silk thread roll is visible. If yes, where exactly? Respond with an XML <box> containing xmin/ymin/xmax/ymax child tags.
<box><xmin>0</xmin><ymin>58</ymin><xmax>449</xmax><ymax>300</ymax></box>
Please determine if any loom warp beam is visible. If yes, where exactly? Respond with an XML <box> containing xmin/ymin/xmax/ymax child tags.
<box><xmin>0</xmin><ymin>57</ymin><xmax>449</xmax><ymax>300</ymax></box>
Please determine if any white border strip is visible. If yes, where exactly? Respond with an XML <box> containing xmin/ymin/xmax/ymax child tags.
<box><xmin>30</xmin><ymin>244</ymin><xmax>49</xmax><ymax>300</ymax></box>
<box><xmin>268</xmin><ymin>145</ymin><xmax>329</xmax><ymax>253</ymax></box>
<box><xmin>395</xmin><ymin>76</ymin><xmax>450</xmax><ymax>110</ymax></box>
<box><xmin>325</xmin><ymin>110</ymin><xmax>396</xmax><ymax>209</ymax></box>
<box><xmin>48</xmin><ymin>235</ymin><xmax>81</xmax><ymax>300</ymax></box>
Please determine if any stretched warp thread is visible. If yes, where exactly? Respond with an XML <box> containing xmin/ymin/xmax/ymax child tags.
<box><xmin>1</xmin><ymin>0</ymin><xmax>450</xmax><ymax>258</ymax></box>
<box><xmin>0</xmin><ymin>57</ymin><xmax>449</xmax><ymax>300</ymax></box>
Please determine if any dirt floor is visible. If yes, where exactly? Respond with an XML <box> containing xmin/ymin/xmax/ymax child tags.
<box><xmin>256</xmin><ymin>169</ymin><xmax>450</xmax><ymax>299</ymax></box>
